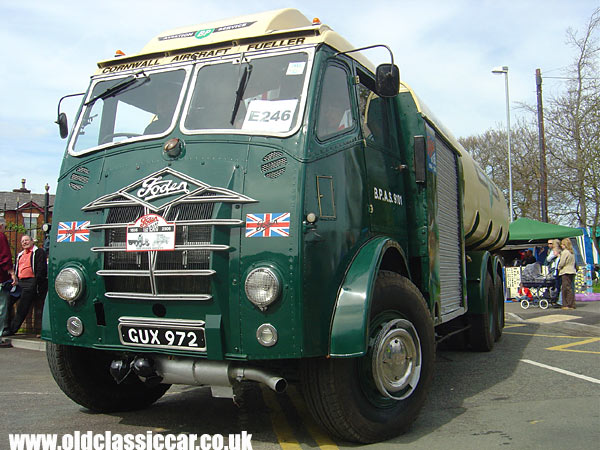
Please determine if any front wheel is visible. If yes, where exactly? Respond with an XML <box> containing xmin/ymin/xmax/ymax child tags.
<box><xmin>301</xmin><ymin>272</ymin><xmax>435</xmax><ymax>443</ymax></box>
<box><xmin>47</xmin><ymin>342</ymin><xmax>170</xmax><ymax>412</ymax></box>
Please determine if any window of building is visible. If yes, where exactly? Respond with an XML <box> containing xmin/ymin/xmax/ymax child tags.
<box><xmin>22</xmin><ymin>213</ymin><xmax>39</xmax><ymax>240</ymax></box>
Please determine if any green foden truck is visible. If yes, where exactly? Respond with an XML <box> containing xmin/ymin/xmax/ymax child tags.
<box><xmin>45</xmin><ymin>9</ymin><xmax>509</xmax><ymax>443</ymax></box>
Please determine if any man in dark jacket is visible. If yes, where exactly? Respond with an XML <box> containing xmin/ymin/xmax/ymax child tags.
<box><xmin>5</xmin><ymin>235</ymin><xmax>47</xmax><ymax>335</ymax></box>
<box><xmin>0</xmin><ymin>218</ymin><xmax>17</xmax><ymax>346</ymax></box>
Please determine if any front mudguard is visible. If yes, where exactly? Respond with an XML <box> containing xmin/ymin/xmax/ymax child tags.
<box><xmin>329</xmin><ymin>237</ymin><xmax>409</xmax><ymax>357</ymax></box>
<box><xmin>41</xmin><ymin>293</ymin><xmax>51</xmax><ymax>340</ymax></box>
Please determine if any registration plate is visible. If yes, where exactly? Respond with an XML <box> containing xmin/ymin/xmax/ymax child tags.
<box><xmin>118</xmin><ymin>317</ymin><xmax>206</xmax><ymax>352</ymax></box>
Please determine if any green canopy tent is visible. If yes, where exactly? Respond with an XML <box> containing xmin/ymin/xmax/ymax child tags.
<box><xmin>508</xmin><ymin>217</ymin><xmax>583</xmax><ymax>244</ymax></box>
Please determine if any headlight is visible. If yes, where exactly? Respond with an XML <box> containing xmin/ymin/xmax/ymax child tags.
<box><xmin>55</xmin><ymin>268</ymin><xmax>84</xmax><ymax>302</ymax></box>
<box><xmin>245</xmin><ymin>267</ymin><xmax>281</xmax><ymax>310</ymax></box>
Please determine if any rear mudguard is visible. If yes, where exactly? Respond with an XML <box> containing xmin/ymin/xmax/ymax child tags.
<box><xmin>329</xmin><ymin>237</ymin><xmax>409</xmax><ymax>357</ymax></box>
<box><xmin>465</xmin><ymin>251</ymin><xmax>503</xmax><ymax>314</ymax></box>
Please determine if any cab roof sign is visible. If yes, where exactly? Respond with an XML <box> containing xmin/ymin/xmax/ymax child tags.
<box><xmin>141</xmin><ymin>9</ymin><xmax>311</xmax><ymax>54</ymax></box>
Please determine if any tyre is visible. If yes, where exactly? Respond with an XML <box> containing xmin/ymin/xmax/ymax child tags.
<box><xmin>46</xmin><ymin>342</ymin><xmax>170</xmax><ymax>412</ymax></box>
<box><xmin>520</xmin><ymin>299</ymin><xmax>530</xmax><ymax>309</ymax></box>
<box><xmin>301</xmin><ymin>272</ymin><xmax>435</xmax><ymax>443</ymax></box>
<box><xmin>540</xmin><ymin>299</ymin><xmax>549</xmax><ymax>310</ymax></box>
<box><xmin>468</xmin><ymin>273</ymin><xmax>496</xmax><ymax>352</ymax></box>
<box><xmin>494</xmin><ymin>272</ymin><xmax>504</xmax><ymax>342</ymax></box>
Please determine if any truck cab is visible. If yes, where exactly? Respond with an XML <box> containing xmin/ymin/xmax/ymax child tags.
<box><xmin>46</xmin><ymin>9</ymin><xmax>508</xmax><ymax>443</ymax></box>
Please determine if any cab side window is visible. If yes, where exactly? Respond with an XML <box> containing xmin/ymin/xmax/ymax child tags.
<box><xmin>317</xmin><ymin>65</ymin><xmax>354</xmax><ymax>140</ymax></box>
<box><xmin>357</xmin><ymin>71</ymin><xmax>388</xmax><ymax>148</ymax></box>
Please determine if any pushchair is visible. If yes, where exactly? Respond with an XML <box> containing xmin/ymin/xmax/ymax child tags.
<box><xmin>519</xmin><ymin>263</ymin><xmax>559</xmax><ymax>310</ymax></box>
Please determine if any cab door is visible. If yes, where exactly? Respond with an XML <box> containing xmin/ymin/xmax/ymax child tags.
<box><xmin>356</xmin><ymin>69</ymin><xmax>407</xmax><ymax>238</ymax></box>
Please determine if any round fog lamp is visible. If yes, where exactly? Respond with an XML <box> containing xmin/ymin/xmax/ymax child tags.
<box><xmin>257</xmin><ymin>324</ymin><xmax>278</xmax><ymax>347</ymax></box>
<box><xmin>163</xmin><ymin>138</ymin><xmax>182</xmax><ymax>157</ymax></box>
<box><xmin>67</xmin><ymin>316</ymin><xmax>84</xmax><ymax>337</ymax></box>
<box><xmin>245</xmin><ymin>268</ymin><xmax>281</xmax><ymax>310</ymax></box>
<box><xmin>55</xmin><ymin>268</ymin><xmax>84</xmax><ymax>303</ymax></box>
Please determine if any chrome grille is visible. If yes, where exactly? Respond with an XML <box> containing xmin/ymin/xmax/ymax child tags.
<box><xmin>84</xmin><ymin>168</ymin><xmax>257</xmax><ymax>301</ymax></box>
<box><xmin>97</xmin><ymin>205</ymin><xmax>217</xmax><ymax>300</ymax></box>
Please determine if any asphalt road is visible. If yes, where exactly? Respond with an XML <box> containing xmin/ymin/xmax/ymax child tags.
<box><xmin>1</xmin><ymin>318</ymin><xmax>599</xmax><ymax>450</ymax></box>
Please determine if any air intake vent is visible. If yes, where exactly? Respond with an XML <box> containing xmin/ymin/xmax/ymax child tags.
<box><xmin>261</xmin><ymin>152</ymin><xmax>287</xmax><ymax>179</ymax></box>
<box><xmin>69</xmin><ymin>166</ymin><xmax>90</xmax><ymax>191</ymax></box>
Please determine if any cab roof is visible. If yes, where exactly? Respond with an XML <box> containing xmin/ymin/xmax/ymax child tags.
<box><xmin>97</xmin><ymin>9</ymin><xmax>375</xmax><ymax>73</ymax></box>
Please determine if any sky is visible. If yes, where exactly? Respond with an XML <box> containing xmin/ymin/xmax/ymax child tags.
<box><xmin>0</xmin><ymin>0</ymin><xmax>597</xmax><ymax>195</ymax></box>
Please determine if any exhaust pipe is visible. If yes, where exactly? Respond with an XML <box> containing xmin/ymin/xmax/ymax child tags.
<box><xmin>147</xmin><ymin>357</ymin><xmax>287</xmax><ymax>395</ymax></box>
<box><xmin>231</xmin><ymin>366</ymin><xmax>287</xmax><ymax>393</ymax></box>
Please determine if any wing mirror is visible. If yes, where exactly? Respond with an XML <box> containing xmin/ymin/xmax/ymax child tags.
<box><xmin>376</xmin><ymin>64</ymin><xmax>400</xmax><ymax>98</ymax></box>
<box><xmin>56</xmin><ymin>113</ymin><xmax>69</xmax><ymax>139</ymax></box>
<box><xmin>55</xmin><ymin>93</ymin><xmax>85</xmax><ymax>139</ymax></box>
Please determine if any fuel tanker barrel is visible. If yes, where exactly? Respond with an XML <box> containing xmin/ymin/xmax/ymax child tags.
<box><xmin>400</xmin><ymin>83</ymin><xmax>509</xmax><ymax>252</ymax></box>
<box><xmin>458</xmin><ymin>148</ymin><xmax>509</xmax><ymax>251</ymax></box>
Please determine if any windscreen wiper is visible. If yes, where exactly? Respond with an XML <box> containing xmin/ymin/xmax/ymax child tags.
<box><xmin>230</xmin><ymin>63</ymin><xmax>252</xmax><ymax>125</ymax></box>
<box><xmin>84</xmin><ymin>72</ymin><xmax>149</xmax><ymax>107</ymax></box>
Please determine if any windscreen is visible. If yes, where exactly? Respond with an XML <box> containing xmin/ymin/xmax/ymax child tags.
<box><xmin>71</xmin><ymin>68</ymin><xmax>188</xmax><ymax>154</ymax></box>
<box><xmin>183</xmin><ymin>51</ymin><xmax>309</xmax><ymax>134</ymax></box>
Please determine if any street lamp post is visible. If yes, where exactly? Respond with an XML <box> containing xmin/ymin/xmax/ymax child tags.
<box><xmin>492</xmin><ymin>65</ymin><xmax>513</xmax><ymax>222</ymax></box>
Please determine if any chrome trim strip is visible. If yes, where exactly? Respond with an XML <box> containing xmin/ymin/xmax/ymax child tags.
<box><xmin>97</xmin><ymin>270</ymin><xmax>150</xmax><ymax>277</ymax></box>
<box><xmin>88</xmin><ymin>219</ymin><xmax>243</xmax><ymax>231</ymax></box>
<box><xmin>175</xmin><ymin>219</ymin><xmax>243</xmax><ymax>226</ymax></box>
<box><xmin>148</xmin><ymin>251</ymin><xmax>158</xmax><ymax>296</ymax></box>
<box><xmin>82</xmin><ymin>200</ymin><xmax>140</xmax><ymax>211</ymax></box>
<box><xmin>118</xmin><ymin>316</ymin><xmax>206</xmax><ymax>327</ymax></box>
<box><xmin>82</xmin><ymin>167</ymin><xmax>257</xmax><ymax>213</ymax></box>
<box><xmin>105</xmin><ymin>292</ymin><xmax>212</xmax><ymax>301</ymax></box>
<box><xmin>97</xmin><ymin>269</ymin><xmax>215</xmax><ymax>277</ymax></box>
<box><xmin>91</xmin><ymin>244</ymin><xmax>230</xmax><ymax>252</ymax></box>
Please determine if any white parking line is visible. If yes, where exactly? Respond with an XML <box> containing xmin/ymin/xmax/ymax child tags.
<box><xmin>520</xmin><ymin>359</ymin><xmax>600</xmax><ymax>384</ymax></box>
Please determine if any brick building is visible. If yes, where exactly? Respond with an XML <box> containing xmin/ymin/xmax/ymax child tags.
<box><xmin>1</xmin><ymin>179</ymin><xmax>55</xmax><ymax>334</ymax></box>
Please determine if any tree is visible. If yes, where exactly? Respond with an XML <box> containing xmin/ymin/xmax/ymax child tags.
<box><xmin>459</xmin><ymin>118</ymin><xmax>546</xmax><ymax>220</ymax></box>
<box><xmin>544</xmin><ymin>8</ymin><xmax>600</xmax><ymax>239</ymax></box>
<box><xmin>461</xmin><ymin>7</ymin><xmax>600</xmax><ymax>253</ymax></box>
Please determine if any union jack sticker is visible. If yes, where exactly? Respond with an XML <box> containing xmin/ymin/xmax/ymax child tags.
<box><xmin>245</xmin><ymin>213</ymin><xmax>290</xmax><ymax>238</ymax></box>
<box><xmin>57</xmin><ymin>221</ymin><xmax>91</xmax><ymax>243</ymax></box>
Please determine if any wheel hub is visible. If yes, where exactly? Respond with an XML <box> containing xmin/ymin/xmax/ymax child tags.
<box><xmin>372</xmin><ymin>319</ymin><xmax>421</xmax><ymax>400</ymax></box>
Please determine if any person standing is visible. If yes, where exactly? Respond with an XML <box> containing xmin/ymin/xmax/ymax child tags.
<box><xmin>557</xmin><ymin>238</ymin><xmax>577</xmax><ymax>310</ymax></box>
<box><xmin>546</xmin><ymin>239</ymin><xmax>562</xmax><ymax>307</ymax></box>
<box><xmin>0</xmin><ymin>218</ymin><xmax>17</xmax><ymax>347</ymax></box>
<box><xmin>6</xmin><ymin>235</ymin><xmax>47</xmax><ymax>335</ymax></box>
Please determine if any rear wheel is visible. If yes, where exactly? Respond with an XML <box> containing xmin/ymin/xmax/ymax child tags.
<box><xmin>47</xmin><ymin>342</ymin><xmax>170</xmax><ymax>412</ymax></box>
<box><xmin>521</xmin><ymin>299</ymin><xmax>530</xmax><ymax>309</ymax></box>
<box><xmin>468</xmin><ymin>274</ymin><xmax>496</xmax><ymax>352</ymax></box>
<box><xmin>301</xmin><ymin>272</ymin><xmax>435</xmax><ymax>443</ymax></box>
